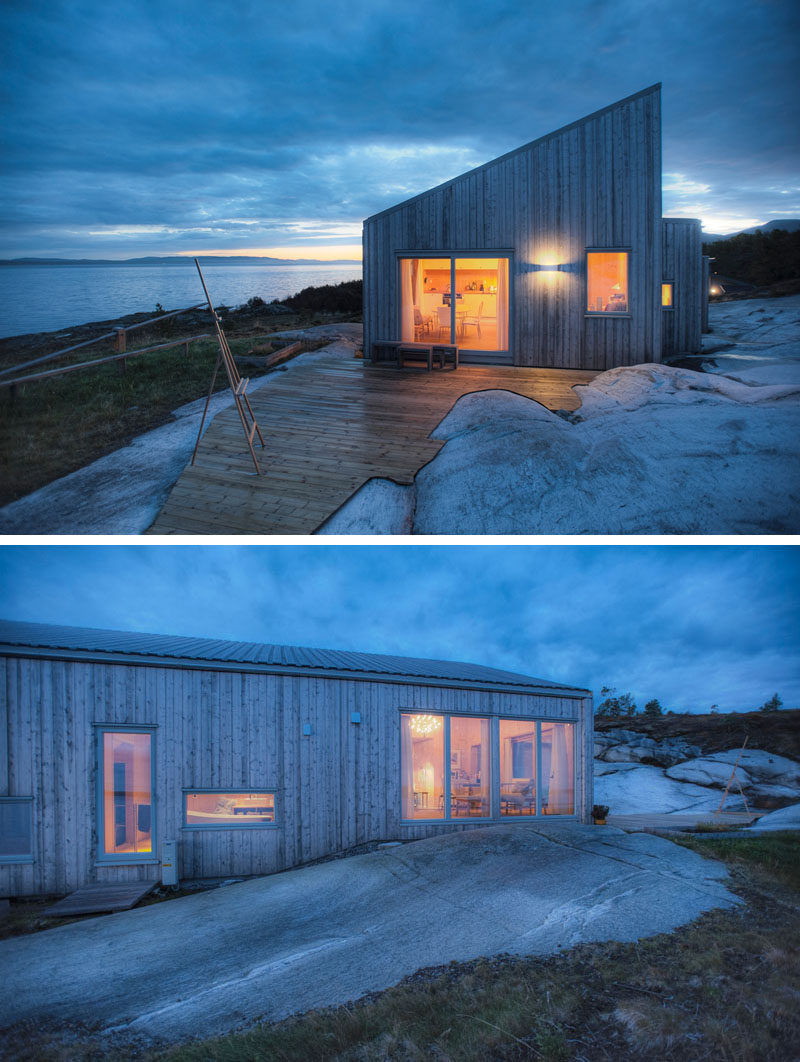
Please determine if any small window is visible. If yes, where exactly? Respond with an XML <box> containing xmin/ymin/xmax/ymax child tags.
<box><xmin>184</xmin><ymin>791</ymin><xmax>276</xmax><ymax>828</ymax></box>
<box><xmin>662</xmin><ymin>282</ymin><xmax>674</xmax><ymax>308</ymax></box>
<box><xmin>587</xmin><ymin>251</ymin><xmax>629</xmax><ymax>313</ymax></box>
<box><xmin>0</xmin><ymin>797</ymin><xmax>33</xmax><ymax>862</ymax></box>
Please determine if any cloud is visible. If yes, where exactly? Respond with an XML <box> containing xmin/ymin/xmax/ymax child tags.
<box><xmin>0</xmin><ymin>545</ymin><xmax>798</xmax><ymax>714</ymax></box>
<box><xmin>1</xmin><ymin>0</ymin><xmax>798</xmax><ymax>257</ymax></box>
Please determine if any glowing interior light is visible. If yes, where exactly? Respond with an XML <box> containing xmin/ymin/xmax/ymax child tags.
<box><xmin>409</xmin><ymin>714</ymin><xmax>442</xmax><ymax>736</ymax></box>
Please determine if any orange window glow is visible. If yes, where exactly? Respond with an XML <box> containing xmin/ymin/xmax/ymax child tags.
<box><xmin>587</xmin><ymin>252</ymin><xmax>629</xmax><ymax>313</ymax></box>
<box><xmin>102</xmin><ymin>732</ymin><xmax>152</xmax><ymax>856</ymax></box>
<box><xmin>185</xmin><ymin>792</ymin><xmax>275</xmax><ymax>826</ymax></box>
<box><xmin>662</xmin><ymin>283</ymin><xmax>674</xmax><ymax>308</ymax></box>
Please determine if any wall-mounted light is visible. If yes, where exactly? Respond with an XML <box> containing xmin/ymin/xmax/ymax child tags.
<box><xmin>531</xmin><ymin>263</ymin><xmax>567</xmax><ymax>272</ymax></box>
<box><xmin>350</xmin><ymin>712</ymin><xmax>361</xmax><ymax>725</ymax></box>
<box><xmin>303</xmin><ymin>723</ymin><xmax>312</xmax><ymax>737</ymax></box>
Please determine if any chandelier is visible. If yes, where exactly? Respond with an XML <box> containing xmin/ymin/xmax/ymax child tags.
<box><xmin>409</xmin><ymin>714</ymin><xmax>442</xmax><ymax>736</ymax></box>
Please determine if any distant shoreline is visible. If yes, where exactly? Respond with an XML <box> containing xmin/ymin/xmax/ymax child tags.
<box><xmin>0</xmin><ymin>255</ymin><xmax>362</xmax><ymax>267</ymax></box>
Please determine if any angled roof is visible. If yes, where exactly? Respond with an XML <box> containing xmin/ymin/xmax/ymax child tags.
<box><xmin>364</xmin><ymin>83</ymin><xmax>661</xmax><ymax>224</ymax></box>
<box><xmin>0</xmin><ymin>619</ymin><xmax>588</xmax><ymax>696</ymax></box>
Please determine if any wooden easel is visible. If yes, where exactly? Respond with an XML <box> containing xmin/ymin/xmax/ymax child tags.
<box><xmin>715</xmin><ymin>736</ymin><xmax>751</xmax><ymax>815</ymax></box>
<box><xmin>191</xmin><ymin>258</ymin><xmax>264</xmax><ymax>475</ymax></box>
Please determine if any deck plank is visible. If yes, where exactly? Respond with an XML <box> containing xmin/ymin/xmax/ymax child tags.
<box><xmin>149</xmin><ymin>358</ymin><xmax>597</xmax><ymax>535</ymax></box>
<box><xmin>44</xmin><ymin>880</ymin><xmax>157</xmax><ymax>916</ymax></box>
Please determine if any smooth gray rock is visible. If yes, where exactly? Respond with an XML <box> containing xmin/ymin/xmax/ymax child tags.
<box><xmin>748</xmin><ymin>802</ymin><xmax>800</xmax><ymax>831</ymax></box>
<box><xmin>705</xmin><ymin>749</ymin><xmax>800</xmax><ymax>786</ymax></box>
<box><xmin>594</xmin><ymin>764</ymin><xmax>745</xmax><ymax>813</ymax></box>
<box><xmin>0</xmin><ymin>824</ymin><xmax>738</xmax><ymax>1046</ymax></box>
<box><xmin>666</xmin><ymin>758</ymin><xmax>754</xmax><ymax>788</ymax></box>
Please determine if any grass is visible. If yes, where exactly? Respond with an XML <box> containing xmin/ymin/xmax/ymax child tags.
<box><xmin>3</xmin><ymin>833</ymin><xmax>798</xmax><ymax>1061</ymax></box>
<box><xmin>675</xmin><ymin>829</ymin><xmax>800</xmax><ymax>891</ymax></box>
<box><xmin>0</xmin><ymin>307</ymin><xmax>359</xmax><ymax>507</ymax></box>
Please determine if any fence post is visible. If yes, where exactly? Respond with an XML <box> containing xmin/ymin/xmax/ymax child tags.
<box><xmin>115</xmin><ymin>328</ymin><xmax>127</xmax><ymax>374</ymax></box>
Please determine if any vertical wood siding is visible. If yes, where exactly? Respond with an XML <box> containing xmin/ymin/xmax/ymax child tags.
<box><xmin>363</xmin><ymin>86</ymin><xmax>662</xmax><ymax>370</ymax></box>
<box><xmin>661</xmin><ymin>218</ymin><xmax>703</xmax><ymax>356</ymax></box>
<box><xmin>0</xmin><ymin>657</ymin><xmax>590</xmax><ymax>896</ymax></box>
<box><xmin>701</xmin><ymin>256</ymin><xmax>710</xmax><ymax>333</ymax></box>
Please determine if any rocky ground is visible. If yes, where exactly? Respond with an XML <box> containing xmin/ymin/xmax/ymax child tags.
<box><xmin>594</xmin><ymin>710</ymin><xmax>800</xmax><ymax>815</ymax></box>
<box><xmin>323</xmin><ymin>294</ymin><xmax>800</xmax><ymax>534</ymax></box>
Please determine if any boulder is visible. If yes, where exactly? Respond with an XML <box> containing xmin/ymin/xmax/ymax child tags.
<box><xmin>595</xmin><ymin>764</ymin><xmax>745</xmax><ymax>815</ymax></box>
<box><xmin>747</xmin><ymin>802</ymin><xmax>800</xmax><ymax>831</ymax></box>
<box><xmin>704</xmin><ymin>749</ymin><xmax>800</xmax><ymax>786</ymax></box>
<box><xmin>747</xmin><ymin>783</ymin><xmax>800</xmax><ymax>808</ymax></box>
<box><xmin>666</xmin><ymin>758</ymin><xmax>753</xmax><ymax>789</ymax></box>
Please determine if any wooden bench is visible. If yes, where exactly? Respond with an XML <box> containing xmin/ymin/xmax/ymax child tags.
<box><xmin>372</xmin><ymin>340</ymin><xmax>458</xmax><ymax>372</ymax></box>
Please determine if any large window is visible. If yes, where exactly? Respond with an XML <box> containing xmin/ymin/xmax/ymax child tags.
<box><xmin>0</xmin><ymin>797</ymin><xmax>33</xmax><ymax>862</ymax></box>
<box><xmin>541</xmin><ymin>722</ymin><xmax>574</xmax><ymax>815</ymax></box>
<box><xmin>98</xmin><ymin>729</ymin><xmax>154</xmax><ymax>860</ymax></box>
<box><xmin>450</xmin><ymin>716</ymin><xmax>490</xmax><ymax>818</ymax></box>
<box><xmin>586</xmin><ymin>251</ymin><xmax>629</xmax><ymax>314</ymax></box>
<box><xmin>500</xmin><ymin>720</ymin><xmax>536</xmax><ymax>816</ymax></box>
<box><xmin>184</xmin><ymin>791</ymin><xmax>276</xmax><ymax>828</ymax></box>
<box><xmin>400</xmin><ymin>256</ymin><xmax>509</xmax><ymax>353</ymax></box>
<box><xmin>401</xmin><ymin>713</ymin><xmax>576</xmax><ymax>821</ymax></box>
<box><xmin>401</xmin><ymin>713</ymin><xmax>445</xmax><ymax>819</ymax></box>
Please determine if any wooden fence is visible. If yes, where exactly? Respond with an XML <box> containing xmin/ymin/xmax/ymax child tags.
<box><xmin>0</xmin><ymin>304</ymin><xmax>210</xmax><ymax>391</ymax></box>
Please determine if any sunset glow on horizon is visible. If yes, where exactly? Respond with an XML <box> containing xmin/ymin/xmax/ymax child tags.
<box><xmin>176</xmin><ymin>245</ymin><xmax>362</xmax><ymax>261</ymax></box>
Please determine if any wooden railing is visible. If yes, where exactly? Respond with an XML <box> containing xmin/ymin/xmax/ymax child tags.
<box><xmin>0</xmin><ymin>304</ymin><xmax>210</xmax><ymax>390</ymax></box>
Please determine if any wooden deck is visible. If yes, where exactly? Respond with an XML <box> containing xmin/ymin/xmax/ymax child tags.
<box><xmin>149</xmin><ymin>357</ymin><xmax>597</xmax><ymax>535</ymax></box>
<box><xmin>44</xmin><ymin>880</ymin><xmax>156</xmax><ymax>917</ymax></box>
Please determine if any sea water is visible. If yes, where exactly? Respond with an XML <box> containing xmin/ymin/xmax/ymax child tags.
<box><xmin>0</xmin><ymin>262</ymin><xmax>362</xmax><ymax>339</ymax></box>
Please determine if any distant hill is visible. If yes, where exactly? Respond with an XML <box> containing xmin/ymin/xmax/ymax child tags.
<box><xmin>595</xmin><ymin>708</ymin><xmax>800</xmax><ymax>760</ymax></box>
<box><xmin>702</xmin><ymin>219</ymin><xmax>800</xmax><ymax>243</ymax></box>
<box><xmin>0</xmin><ymin>255</ymin><xmax>362</xmax><ymax>267</ymax></box>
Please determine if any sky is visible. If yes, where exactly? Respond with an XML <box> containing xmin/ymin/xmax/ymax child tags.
<box><xmin>1</xmin><ymin>544</ymin><xmax>798</xmax><ymax>713</ymax></box>
<box><xmin>1</xmin><ymin>0</ymin><xmax>798</xmax><ymax>260</ymax></box>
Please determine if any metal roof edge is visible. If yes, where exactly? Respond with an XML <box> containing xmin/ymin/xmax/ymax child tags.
<box><xmin>0</xmin><ymin>643</ymin><xmax>591</xmax><ymax>699</ymax></box>
<box><xmin>363</xmin><ymin>84</ymin><xmax>662</xmax><ymax>225</ymax></box>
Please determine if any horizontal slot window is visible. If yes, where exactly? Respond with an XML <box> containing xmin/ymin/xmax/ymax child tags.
<box><xmin>184</xmin><ymin>791</ymin><xmax>276</xmax><ymax>827</ymax></box>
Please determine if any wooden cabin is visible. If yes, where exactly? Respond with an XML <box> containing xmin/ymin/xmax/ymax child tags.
<box><xmin>0</xmin><ymin>620</ymin><xmax>593</xmax><ymax>897</ymax></box>
<box><xmin>363</xmin><ymin>84</ymin><xmax>705</xmax><ymax>369</ymax></box>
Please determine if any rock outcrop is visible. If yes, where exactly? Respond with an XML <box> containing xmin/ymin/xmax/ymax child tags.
<box><xmin>594</xmin><ymin>727</ymin><xmax>800</xmax><ymax>815</ymax></box>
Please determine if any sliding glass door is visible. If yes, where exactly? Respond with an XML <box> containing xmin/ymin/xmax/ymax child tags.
<box><xmin>400</xmin><ymin>256</ymin><xmax>509</xmax><ymax>355</ymax></box>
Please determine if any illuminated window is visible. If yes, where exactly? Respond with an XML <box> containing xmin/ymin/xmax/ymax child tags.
<box><xmin>0</xmin><ymin>798</ymin><xmax>33</xmax><ymax>862</ymax></box>
<box><xmin>184</xmin><ymin>791</ymin><xmax>276</xmax><ymax>827</ymax></box>
<box><xmin>449</xmin><ymin>716</ymin><xmax>490</xmax><ymax>818</ymax></box>
<box><xmin>400</xmin><ymin>256</ymin><xmax>509</xmax><ymax>352</ymax></box>
<box><xmin>541</xmin><ymin>722</ymin><xmax>574</xmax><ymax>815</ymax></box>
<box><xmin>500</xmin><ymin>720</ymin><xmax>536</xmax><ymax>816</ymax></box>
<box><xmin>586</xmin><ymin>251</ymin><xmax>629</xmax><ymax>314</ymax></box>
<box><xmin>401</xmin><ymin>712</ymin><xmax>445</xmax><ymax>819</ymax></box>
<box><xmin>98</xmin><ymin>729</ymin><xmax>154</xmax><ymax>859</ymax></box>
<box><xmin>662</xmin><ymin>282</ymin><xmax>674</xmax><ymax>308</ymax></box>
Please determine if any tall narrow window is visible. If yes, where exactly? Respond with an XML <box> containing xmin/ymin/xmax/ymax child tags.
<box><xmin>586</xmin><ymin>251</ymin><xmax>629</xmax><ymax>313</ymax></box>
<box><xmin>540</xmin><ymin>722</ymin><xmax>574</xmax><ymax>815</ymax></box>
<box><xmin>449</xmin><ymin>716</ymin><xmax>490</xmax><ymax>818</ymax></box>
<box><xmin>400</xmin><ymin>713</ymin><xmax>445</xmax><ymax>819</ymax></box>
<box><xmin>662</xmin><ymin>282</ymin><xmax>674</xmax><ymax>307</ymax></box>
<box><xmin>499</xmin><ymin>720</ymin><xmax>536</xmax><ymax>816</ymax></box>
<box><xmin>99</xmin><ymin>731</ymin><xmax>154</xmax><ymax>858</ymax></box>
